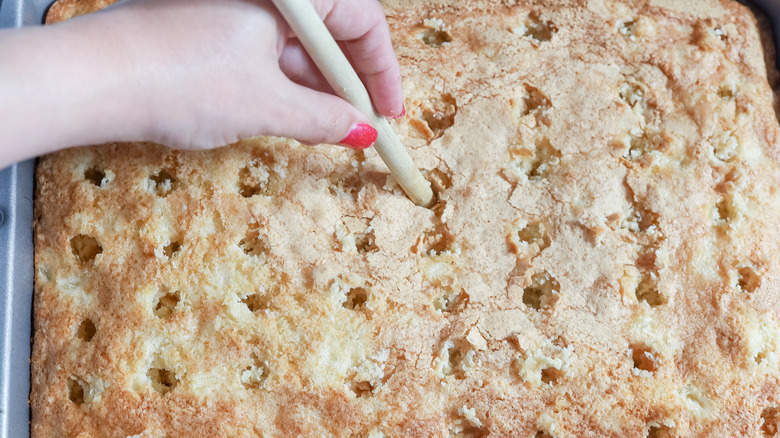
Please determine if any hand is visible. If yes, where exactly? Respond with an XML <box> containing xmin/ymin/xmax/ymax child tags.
<box><xmin>94</xmin><ymin>0</ymin><xmax>404</xmax><ymax>148</ymax></box>
<box><xmin>0</xmin><ymin>0</ymin><xmax>403</xmax><ymax>168</ymax></box>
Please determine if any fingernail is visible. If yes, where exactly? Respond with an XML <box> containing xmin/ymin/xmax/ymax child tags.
<box><xmin>339</xmin><ymin>123</ymin><xmax>377</xmax><ymax>149</ymax></box>
<box><xmin>392</xmin><ymin>104</ymin><xmax>406</xmax><ymax>119</ymax></box>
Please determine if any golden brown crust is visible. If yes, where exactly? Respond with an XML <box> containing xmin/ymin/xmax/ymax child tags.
<box><xmin>33</xmin><ymin>0</ymin><xmax>780</xmax><ymax>437</ymax></box>
<box><xmin>44</xmin><ymin>0</ymin><xmax>119</xmax><ymax>24</ymax></box>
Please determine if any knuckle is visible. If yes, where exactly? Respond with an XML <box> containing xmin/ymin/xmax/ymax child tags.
<box><xmin>365</xmin><ymin>0</ymin><xmax>384</xmax><ymax>18</ymax></box>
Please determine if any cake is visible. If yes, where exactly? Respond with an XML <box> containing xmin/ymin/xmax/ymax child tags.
<box><xmin>33</xmin><ymin>0</ymin><xmax>780</xmax><ymax>436</ymax></box>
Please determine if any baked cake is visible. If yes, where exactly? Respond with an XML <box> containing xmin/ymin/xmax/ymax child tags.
<box><xmin>33</xmin><ymin>0</ymin><xmax>780</xmax><ymax>436</ymax></box>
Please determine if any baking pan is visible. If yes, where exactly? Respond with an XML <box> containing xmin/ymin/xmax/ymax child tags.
<box><xmin>1</xmin><ymin>0</ymin><xmax>780</xmax><ymax>437</ymax></box>
<box><xmin>0</xmin><ymin>160</ymin><xmax>33</xmax><ymax>438</ymax></box>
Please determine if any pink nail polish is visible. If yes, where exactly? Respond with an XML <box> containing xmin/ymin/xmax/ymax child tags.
<box><xmin>392</xmin><ymin>104</ymin><xmax>406</xmax><ymax>119</ymax></box>
<box><xmin>339</xmin><ymin>123</ymin><xmax>377</xmax><ymax>149</ymax></box>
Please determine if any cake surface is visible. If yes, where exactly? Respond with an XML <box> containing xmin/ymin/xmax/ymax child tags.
<box><xmin>33</xmin><ymin>0</ymin><xmax>780</xmax><ymax>437</ymax></box>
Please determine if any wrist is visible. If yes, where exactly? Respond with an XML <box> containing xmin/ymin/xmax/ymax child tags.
<box><xmin>0</xmin><ymin>17</ymin><xmax>150</xmax><ymax>164</ymax></box>
<box><xmin>46</xmin><ymin>16</ymin><xmax>152</xmax><ymax>147</ymax></box>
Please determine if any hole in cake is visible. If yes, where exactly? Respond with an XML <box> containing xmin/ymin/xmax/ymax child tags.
<box><xmin>619</xmin><ymin>82</ymin><xmax>644</xmax><ymax>108</ymax></box>
<box><xmin>624</xmin><ymin>131</ymin><xmax>662</xmax><ymax>161</ymax></box>
<box><xmin>433</xmin><ymin>289</ymin><xmax>466</xmax><ymax>313</ymax></box>
<box><xmin>518</xmin><ymin>223</ymin><xmax>547</xmax><ymax>246</ymax></box>
<box><xmin>431</xmin><ymin>199</ymin><xmax>448</xmax><ymax>218</ymax></box>
<box><xmin>414</xmin><ymin>201</ymin><xmax>455</xmax><ymax>255</ymax></box>
<box><xmin>509</xmin><ymin>221</ymin><xmax>550</xmax><ymax>253</ymax></box>
<box><xmin>522</xmin><ymin>285</ymin><xmax>543</xmax><ymax>310</ymax></box>
<box><xmin>636</xmin><ymin>273</ymin><xmax>665</xmax><ymax>307</ymax></box>
<box><xmin>418</xmin><ymin>18</ymin><xmax>452</xmax><ymax>48</ymax></box>
<box><xmin>348</xmin><ymin>379</ymin><xmax>375</xmax><ymax>397</ymax></box>
<box><xmin>355</xmin><ymin>230</ymin><xmax>377</xmax><ymax>254</ymax></box>
<box><xmin>443</xmin><ymin>342</ymin><xmax>468</xmax><ymax>379</ymax></box>
<box><xmin>425</xmin><ymin>167</ymin><xmax>453</xmax><ymax>194</ymax></box>
<box><xmin>418</xmin><ymin>228</ymin><xmax>454</xmax><ymax>255</ymax></box>
<box><xmin>239</xmin><ymin>168</ymin><xmax>262</xmax><ymax>197</ymax></box>
<box><xmin>535</xmin><ymin>432</ymin><xmax>553</xmax><ymax>438</ymax></box>
<box><xmin>163</xmin><ymin>241</ymin><xmax>181</xmax><ymax>258</ymax></box>
<box><xmin>710</xmin><ymin>131</ymin><xmax>739</xmax><ymax>162</ymax></box>
<box><xmin>631</xmin><ymin>343</ymin><xmax>658</xmax><ymax>372</ymax></box>
<box><xmin>694</xmin><ymin>23</ymin><xmax>729</xmax><ymax>49</ymax></box>
<box><xmin>420</xmin><ymin>93</ymin><xmax>457</xmax><ymax>140</ymax></box>
<box><xmin>519</xmin><ymin>85</ymin><xmax>552</xmax><ymax>124</ymax></box>
<box><xmin>84</xmin><ymin>167</ymin><xmax>106</xmax><ymax>187</ymax></box>
<box><xmin>737</xmin><ymin>267</ymin><xmax>760</xmax><ymax>294</ymax></box>
<box><xmin>344</xmin><ymin>287</ymin><xmax>369</xmax><ymax>311</ymax></box>
<box><xmin>618</xmin><ymin>19</ymin><xmax>637</xmax><ymax>39</ymax></box>
<box><xmin>541</xmin><ymin>366</ymin><xmax>563</xmax><ymax>385</ymax></box>
<box><xmin>238</xmin><ymin>156</ymin><xmax>281</xmax><ymax>197</ymax></box>
<box><xmin>523</xmin><ymin>11</ymin><xmax>557</xmax><ymax>43</ymax></box>
<box><xmin>646</xmin><ymin>424</ymin><xmax>673</xmax><ymax>438</ymax></box>
<box><xmin>528</xmin><ymin>144</ymin><xmax>559</xmax><ymax>180</ymax></box>
<box><xmin>622</xmin><ymin>205</ymin><xmax>656</xmax><ymax>233</ymax></box>
<box><xmin>77</xmin><ymin>318</ymin><xmax>96</xmax><ymax>342</ymax></box>
<box><xmin>67</xmin><ymin>377</ymin><xmax>86</xmax><ymax>405</ymax></box>
<box><xmin>718</xmin><ymin>84</ymin><xmax>737</xmax><ymax>100</ymax></box>
<box><xmin>242</xmin><ymin>293</ymin><xmax>270</xmax><ymax>312</ymax></box>
<box><xmin>762</xmin><ymin>407</ymin><xmax>780</xmax><ymax>437</ymax></box>
<box><xmin>627</xmin><ymin>136</ymin><xmax>649</xmax><ymax>159</ymax></box>
<box><xmin>241</xmin><ymin>353</ymin><xmax>267</xmax><ymax>389</ymax></box>
<box><xmin>505</xmin><ymin>138</ymin><xmax>560</xmax><ymax>181</ymax></box>
<box><xmin>714</xmin><ymin>26</ymin><xmax>728</xmax><ymax>42</ymax></box>
<box><xmin>420</xmin><ymin>28</ymin><xmax>452</xmax><ymax>48</ymax></box>
<box><xmin>70</xmin><ymin>235</ymin><xmax>102</xmax><ymax>263</ymax></box>
<box><xmin>715</xmin><ymin>199</ymin><xmax>729</xmax><ymax>221</ymax></box>
<box><xmin>522</xmin><ymin>272</ymin><xmax>559</xmax><ymax>311</ymax></box>
<box><xmin>154</xmin><ymin>292</ymin><xmax>180</xmax><ymax>318</ymax></box>
<box><xmin>239</xmin><ymin>229</ymin><xmax>269</xmax><ymax>258</ymax></box>
<box><xmin>714</xmin><ymin>195</ymin><xmax>739</xmax><ymax>224</ymax></box>
<box><xmin>148</xmin><ymin>367</ymin><xmax>178</xmax><ymax>396</ymax></box>
<box><xmin>149</xmin><ymin>169</ymin><xmax>178</xmax><ymax>197</ymax></box>
<box><xmin>755</xmin><ymin>348</ymin><xmax>770</xmax><ymax>364</ymax></box>
<box><xmin>329</xmin><ymin>172</ymin><xmax>365</xmax><ymax>200</ymax></box>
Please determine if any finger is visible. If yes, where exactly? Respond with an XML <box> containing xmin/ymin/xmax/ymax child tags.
<box><xmin>279</xmin><ymin>39</ymin><xmax>334</xmax><ymax>94</ymax></box>
<box><xmin>265</xmin><ymin>76</ymin><xmax>377</xmax><ymax>149</ymax></box>
<box><xmin>344</xmin><ymin>23</ymin><xmax>403</xmax><ymax>118</ymax></box>
<box><xmin>309</xmin><ymin>0</ymin><xmax>403</xmax><ymax>118</ymax></box>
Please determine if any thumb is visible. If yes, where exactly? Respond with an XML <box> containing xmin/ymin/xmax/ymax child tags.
<box><xmin>267</xmin><ymin>78</ymin><xmax>377</xmax><ymax>149</ymax></box>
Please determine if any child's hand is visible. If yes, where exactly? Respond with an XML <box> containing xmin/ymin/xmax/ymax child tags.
<box><xmin>0</xmin><ymin>0</ymin><xmax>403</xmax><ymax>168</ymax></box>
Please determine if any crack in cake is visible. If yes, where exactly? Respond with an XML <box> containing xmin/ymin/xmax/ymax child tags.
<box><xmin>33</xmin><ymin>0</ymin><xmax>780</xmax><ymax>436</ymax></box>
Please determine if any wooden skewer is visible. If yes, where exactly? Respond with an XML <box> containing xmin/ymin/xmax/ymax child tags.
<box><xmin>270</xmin><ymin>0</ymin><xmax>435</xmax><ymax>208</ymax></box>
